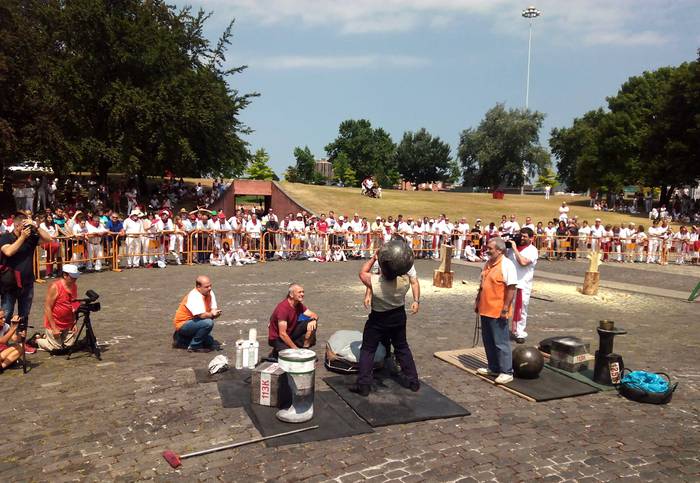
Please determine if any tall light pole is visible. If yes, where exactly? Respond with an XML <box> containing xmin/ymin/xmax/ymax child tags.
<box><xmin>522</xmin><ymin>6</ymin><xmax>541</xmax><ymax>109</ymax></box>
<box><xmin>520</xmin><ymin>5</ymin><xmax>541</xmax><ymax>195</ymax></box>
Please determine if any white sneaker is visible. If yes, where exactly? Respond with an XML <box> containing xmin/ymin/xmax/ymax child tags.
<box><xmin>495</xmin><ymin>373</ymin><xmax>514</xmax><ymax>384</ymax></box>
<box><xmin>476</xmin><ymin>368</ymin><xmax>498</xmax><ymax>376</ymax></box>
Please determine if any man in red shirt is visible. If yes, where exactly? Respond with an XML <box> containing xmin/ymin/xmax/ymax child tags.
<box><xmin>34</xmin><ymin>264</ymin><xmax>81</xmax><ymax>352</ymax></box>
<box><xmin>268</xmin><ymin>284</ymin><xmax>319</xmax><ymax>357</ymax></box>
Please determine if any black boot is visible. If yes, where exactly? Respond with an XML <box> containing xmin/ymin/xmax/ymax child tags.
<box><xmin>396</xmin><ymin>373</ymin><xmax>420</xmax><ymax>392</ymax></box>
<box><xmin>348</xmin><ymin>383</ymin><xmax>371</xmax><ymax>397</ymax></box>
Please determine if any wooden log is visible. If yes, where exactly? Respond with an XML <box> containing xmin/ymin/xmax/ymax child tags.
<box><xmin>582</xmin><ymin>271</ymin><xmax>600</xmax><ymax>295</ymax></box>
<box><xmin>433</xmin><ymin>270</ymin><xmax>454</xmax><ymax>288</ymax></box>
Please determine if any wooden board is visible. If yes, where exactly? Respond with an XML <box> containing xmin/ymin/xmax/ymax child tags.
<box><xmin>434</xmin><ymin>348</ymin><xmax>535</xmax><ymax>402</ymax></box>
<box><xmin>433</xmin><ymin>270</ymin><xmax>454</xmax><ymax>288</ymax></box>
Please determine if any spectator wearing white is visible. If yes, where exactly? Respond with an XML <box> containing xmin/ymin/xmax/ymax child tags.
<box><xmin>156</xmin><ymin>210</ymin><xmax>176</xmax><ymax>266</ymax></box>
<box><xmin>123</xmin><ymin>210</ymin><xmax>143</xmax><ymax>268</ymax></box>
<box><xmin>634</xmin><ymin>225</ymin><xmax>647</xmax><ymax>262</ymax></box>
<box><xmin>649</xmin><ymin>207</ymin><xmax>659</xmax><ymax>221</ymax></box>
<box><xmin>211</xmin><ymin>212</ymin><xmax>230</xmax><ymax>250</ymax></box>
<box><xmin>522</xmin><ymin>217</ymin><xmax>535</xmax><ymax>232</ymax></box>
<box><xmin>646</xmin><ymin>220</ymin><xmax>662</xmax><ymax>264</ymax></box>
<box><xmin>590</xmin><ymin>218</ymin><xmax>605</xmax><ymax>253</ymax></box>
<box><xmin>397</xmin><ymin>216</ymin><xmax>414</xmax><ymax>247</ymax></box>
<box><xmin>455</xmin><ymin>218</ymin><xmax>470</xmax><ymax>259</ymax></box>
<box><xmin>463</xmin><ymin>239</ymin><xmax>480</xmax><ymax>262</ymax></box>
<box><xmin>71</xmin><ymin>217</ymin><xmax>89</xmax><ymax>268</ymax></box>
<box><xmin>502</xmin><ymin>215</ymin><xmax>520</xmax><ymax>239</ymax></box>
<box><xmin>222</xmin><ymin>241</ymin><xmax>239</xmax><ymax>266</ymax></box>
<box><xmin>659</xmin><ymin>219</ymin><xmax>671</xmax><ymax>265</ymax></box>
<box><xmin>544</xmin><ymin>184</ymin><xmax>551</xmax><ymax>200</ymax></box>
<box><xmin>624</xmin><ymin>223</ymin><xmax>637</xmax><ymax>263</ymax></box>
<box><xmin>506</xmin><ymin>227</ymin><xmax>538</xmax><ymax>343</ymax></box>
<box><xmin>236</xmin><ymin>241</ymin><xmax>257</xmax><ymax>264</ymax></box>
<box><xmin>126</xmin><ymin>187</ymin><xmax>138</xmax><ymax>215</ymax></box>
<box><xmin>86</xmin><ymin>214</ymin><xmax>107</xmax><ymax>271</ymax></box>
<box><xmin>141</xmin><ymin>213</ymin><xmax>159</xmax><ymax>267</ymax></box>
<box><xmin>578</xmin><ymin>220</ymin><xmax>591</xmax><ymax>256</ymax></box>
<box><xmin>350</xmin><ymin>213</ymin><xmax>363</xmax><ymax>234</ymax></box>
<box><xmin>334</xmin><ymin>215</ymin><xmax>349</xmax><ymax>248</ymax></box>
<box><xmin>423</xmin><ymin>219</ymin><xmax>436</xmax><ymax>258</ymax></box>
<box><xmin>673</xmin><ymin>226</ymin><xmax>691</xmax><ymax>264</ymax></box>
<box><xmin>209</xmin><ymin>246</ymin><xmax>225</xmax><ymax>266</ymax></box>
<box><xmin>245</xmin><ymin>213</ymin><xmax>263</xmax><ymax>253</ymax></box>
<box><xmin>558</xmin><ymin>202</ymin><xmax>570</xmax><ymax>222</ymax></box>
<box><xmin>382</xmin><ymin>221</ymin><xmax>394</xmax><ymax>244</ymax></box>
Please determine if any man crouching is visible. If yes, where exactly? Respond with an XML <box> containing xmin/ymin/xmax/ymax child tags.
<box><xmin>172</xmin><ymin>276</ymin><xmax>221</xmax><ymax>352</ymax></box>
<box><xmin>267</xmin><ymin>284</ymin><xmax>318</xmax><ymax>358</ymax></box>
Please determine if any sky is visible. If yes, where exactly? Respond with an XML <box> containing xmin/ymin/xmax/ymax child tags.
<box><xmin>174</xmin><ymin>0</ymin><xmax>700</xmax><ymax>177</ymax></box>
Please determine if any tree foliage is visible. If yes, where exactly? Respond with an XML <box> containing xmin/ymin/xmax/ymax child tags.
<box><xmin>332</xmin><ymin>152</ymin><xmax>357</xmax><ymax>187</ymax></box>
<box><xmin>535</xmin><ymin>166</ymin><xmax>557</xmax><ymax>189</ymax></box>
<box><xmin>291</xmin><ymin>146</ymin><xmax>316</xmax><ymax>183</ymax></box>
<box><xmin>395</xmin><ymin>128</ymin><xmax>458</xmax><ymax>185</ymax></box>
<box><xmin>0</xmin><ymin>0</ymin><xmax>256</xmax><ymax>179</ymax></box>
<box><xmin>246</xmin><ymin>149</ymin><xmax>276</xmax><ymax>180</ymax></box>
<box><xmin>457</xmin><ymin>104</ymin><xmax>550</xmax><ymax>188</ymax></box>
<box><xmin>325</xmin><ymin>119</ymin><xmax>397</xmax><ymax>187</ymax></box>
<box><xmin>550</xmin><ymin>54</ymin><xmax>699</xmax><ymax>202</ymax></box>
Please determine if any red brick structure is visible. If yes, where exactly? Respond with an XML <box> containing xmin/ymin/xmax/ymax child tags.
<box><xmin>212</xmin><ymin>180</ymin><xmax>312</xmax><ymax>216</ymax></box>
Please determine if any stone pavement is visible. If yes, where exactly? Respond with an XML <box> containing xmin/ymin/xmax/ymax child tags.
<box><xmin>1</xmin><ymin>259</ymin><xmax>698</xmax><ymax>482</ymax></box>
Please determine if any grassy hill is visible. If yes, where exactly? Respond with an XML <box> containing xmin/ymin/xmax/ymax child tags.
<box><xmin>280</xmin><ymin>182</ymin><xmax>650</xmax><ymax>227</ymax></box>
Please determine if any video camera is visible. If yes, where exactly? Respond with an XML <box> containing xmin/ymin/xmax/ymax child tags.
<box><xmin>16</xmin><ymin>315</ymin><xmax>31</xmax><ymax>332</ymax></box>
<box><xmin>505</xmin><ymin>233</ymin><xmax>522</xmax><ymax>249</ymax></box>
<box><xmin>74</xmin><ymin>290</ymin><xmax>101</xmax><ymax>315</ymax></box>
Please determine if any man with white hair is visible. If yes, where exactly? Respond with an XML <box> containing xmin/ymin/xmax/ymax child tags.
<box><xmin>590</xmin><ymin>218</ymin><xmax>605</xmax><ymax>253</ymax></box>
<box><xmin>455</xmin><ymin>217</ymin><xmax>470</xmax><ymax>259</ymax></box>
<box><xmin>268</xmin><ymin>283</ymin><xmax>319</xmax><ymax>357</ymax></box>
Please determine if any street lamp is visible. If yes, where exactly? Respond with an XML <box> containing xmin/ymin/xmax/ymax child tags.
<box><xmin>520</xmin><ymin>5</ymin><xmax>541</xmax><ymax>195</ymax></box>
<box><xmin>522</xmin><ymin>6</ymin><xmax>541</xmax><ymax>109</ymax></box>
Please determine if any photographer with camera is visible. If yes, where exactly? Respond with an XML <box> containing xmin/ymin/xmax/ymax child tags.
<box><xmin>505</xmin><ymin>227</ymin><xmax>539</xmax><ymax>344</ymax></box>
<box><xmin>0</xmin><ymin>211</ymin><xmax>53</xmax><ymax>324</ymax></box>
<box><xmin>32</xmin><ymin>264</ymin><xmax>81</xmax><ymax>352</ymax></box>
<box><xmin>0</xmin><ymin>310</ymin><xmax>25</xmax><ymax>371</ymax></box>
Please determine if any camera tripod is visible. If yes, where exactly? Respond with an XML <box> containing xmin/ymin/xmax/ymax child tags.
<box><xmin>67</xmin><ymin>310</ymin><xmax>101</xmax><ymax>360</ymax></box>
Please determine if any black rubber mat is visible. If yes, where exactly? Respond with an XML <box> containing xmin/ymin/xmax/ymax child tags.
<box><xmin>479</xmin><ymin>365</ymin><xmax>600</xmax><ymax>401</ymax></box>
<box><xmin>244</xmin><ymin>391</ymin><xmax>374</xmax><ymax>447</ymax></box>
<box><xmin>324</xmin><ymin>375</ymin><xmax>470</xmax><ymax>427</ymax></box>
<box><xmin>216</xmin><ymin>372</ymin><xmax>253</xmax><ymax>408</ymax></box>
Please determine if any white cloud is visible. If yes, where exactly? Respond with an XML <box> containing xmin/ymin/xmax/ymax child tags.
<box><xmin>254</xmin><ymin>54</ymin><xmax>429</xmax><ymax>70</ymax></box>
<box><xmin>195</xmin><ymin>0</ymin><xmax>685</xmax><ymax>46</ymax></box>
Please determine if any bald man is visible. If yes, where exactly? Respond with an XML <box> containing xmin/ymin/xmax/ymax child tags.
<box><xmin>172</xmin><ymin>276</ymin><xmax>221</xmax><ymax>352</ymax></box>
<box><xmin>267</xmin><ymin>283</ymin><xmax>318</xmax><ymax>358</ymax></box>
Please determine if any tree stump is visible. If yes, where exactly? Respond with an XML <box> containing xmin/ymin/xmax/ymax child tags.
<box><xmin>582</xmin><ymin>250</ymin><xmax>603</xmax><ymax>295</ymax></box>
<box><xmin>433</xmin><ymin>270</ymin><xmax>454</xmax><ymax>288</ymax></box>
<box><xmin>433</xmin><ymin>244</ymin><xmax>454</xmax><ymax>288</ymax></box>
<box><xmin>582</xmin><ymin>271</ymin><xmax>600</xmax><ymax>295</ymax></box>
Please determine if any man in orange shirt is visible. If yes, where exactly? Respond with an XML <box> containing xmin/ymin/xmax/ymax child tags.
<box><xmin>172</xmin><ymin>276</ymin><xmax>221</xmax><ymax>352</ymax></box>
<box><xmin>474</xmin><ymin>238</ymin><xmax>518</xmax><ymax>384</ymax></box>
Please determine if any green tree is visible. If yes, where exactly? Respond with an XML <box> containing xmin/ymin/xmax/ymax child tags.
<box><xmin>332</xmin><ymin>152</ymin><xmax>357</xmax><ymax>186</ymax></box>
<box><xmin>246</xmin><ymin>148</ymin><xmax>276</xmax><ymax>180</ymax></box>
<box><xmin>534</xmin><ymin>166</ymin><xmax>558</xmax><ymax>189</ymax></box>
<box><xmin>458</xmin><ymin>104</ymin><xmax>550</xmax><ymax>188</ymax></box>
<box><xmin>549</xmin><ymin>109</ymin><xmax>606</xmax><ymax>192</ymax></box>
<box><xmin>283</xmin><ymin>165</ymin><xmax>300</xmax><ymax>182</ymax></box>
<box><xmin>290</xmin><ymin>146</ymin><xmax>316</xmax><ymax>183</ymax></box>
<box><xmin>325</xmin><ymin>119</ymin><xmax>396</xmax><ymax>187</ymax></box>
<box><xmin>550</xmin><ymin>59</ymin><xmax>700</xmax><ymax>202</ymax></box>
<box><xmin>395</xmin><ymin>128</ymin><xmax>457</xmax><ymax>185</ymax></box>
<box><xmin>0</xmin><ymin>0</ymin><xmax>256</xmax><ymax>179</ymax></box>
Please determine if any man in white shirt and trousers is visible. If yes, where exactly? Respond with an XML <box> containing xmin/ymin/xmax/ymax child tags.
<box><xmin>506</xmin><ymin>227</ymin><xmax>538</xmax><ymax>344</ymax></box>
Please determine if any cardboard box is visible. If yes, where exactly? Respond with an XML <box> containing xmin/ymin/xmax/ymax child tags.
<box><xmin>251</xmin><ymin>362</ymin><xmax>291</xmax><ymax>407</ymax></box>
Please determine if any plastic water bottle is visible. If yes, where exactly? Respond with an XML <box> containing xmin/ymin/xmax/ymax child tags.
<box><xmin>241</xmin><ymin>340</ymin><xmax>251</xmax><ymax>368</ymax></box>
<box><xmin>235</xmin><ymin>340</ymin><xmax>244</xmax><ymax>369</ymax></box>
<box><xmin>248</xmin><ymin>328</ymin><xmax>257</xmax><ymax>342</ymax></box>
<box><xmin>249</xmin><ymin>340</ymin><xmax>259</xmax><ymax>369</ymax></box>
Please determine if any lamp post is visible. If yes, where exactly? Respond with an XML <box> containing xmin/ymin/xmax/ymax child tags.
<box><xmin>522</xmin><ymin>6</ymin><xmax>541</xmax><ymax>109</ymax></box>
<box><xmin>520</xmin><ymin>5</ymin><xmax>541</xmax><ymax>195</ymax></box>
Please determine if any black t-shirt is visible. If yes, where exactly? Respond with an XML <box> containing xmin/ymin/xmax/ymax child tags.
<box><xmin>0</xmin><ymin>231</ymin><xmax>40</xmax><ymax>286</ymax></box>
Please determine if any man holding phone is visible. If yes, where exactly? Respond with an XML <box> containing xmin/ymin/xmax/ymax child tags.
<box><xmin>172</xmin><ymin>275</ymin><xmax>221</xmax><ymax>352</ymax></box>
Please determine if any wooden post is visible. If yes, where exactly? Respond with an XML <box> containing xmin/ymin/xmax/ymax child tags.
<box><xmin>582</xmin><ymin>251</ymin><xmax>602</xmax><ymax>295</ymax></box>
<box><xmin>433</xmin><ymin>244</ymin><xmax>454</xmax><ymax>288</ymax></box>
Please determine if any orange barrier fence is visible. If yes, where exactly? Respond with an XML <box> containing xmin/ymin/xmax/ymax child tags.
<box><xmin>32</xmin><ymin>230</ymin><xmax>697</xmax><ymax>278</ymax></box>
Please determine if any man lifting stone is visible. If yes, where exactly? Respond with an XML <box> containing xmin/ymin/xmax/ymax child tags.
<box><xmin>351</xmin><ymin>239</ymin><xmax>421</xmax><ymax>396</ymax></box>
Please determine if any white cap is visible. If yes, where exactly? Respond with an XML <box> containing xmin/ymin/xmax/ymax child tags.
<box><xmin>130</xmin><ymin>209</ymin><xmax>142</xmax><ymax>217</ymax></box>
<box><xmin>296</xmin><ymin>213</ymin><xmax>303</xmax><ymax>217</ymax></box>
<box><xmin>62</xmin><ymin>264</ymin><xmax>81</xmax><ymax>278</ymax></box>
<box><xmin>338</xmin><ymin>216</ymin><xmax>344</xmax><ymax>221</ymax></box>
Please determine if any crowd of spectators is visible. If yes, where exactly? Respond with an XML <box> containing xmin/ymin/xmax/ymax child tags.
<box><xmin>1</xmin><ymin>174</ymin><xmax>699</xmax><ymax>280</ymax></box>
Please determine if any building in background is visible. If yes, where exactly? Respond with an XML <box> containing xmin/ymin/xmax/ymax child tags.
<box><xmin>314</xmin><ymin>159</ymin><xmax>333</xmax><ymax>185</ymax></box>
